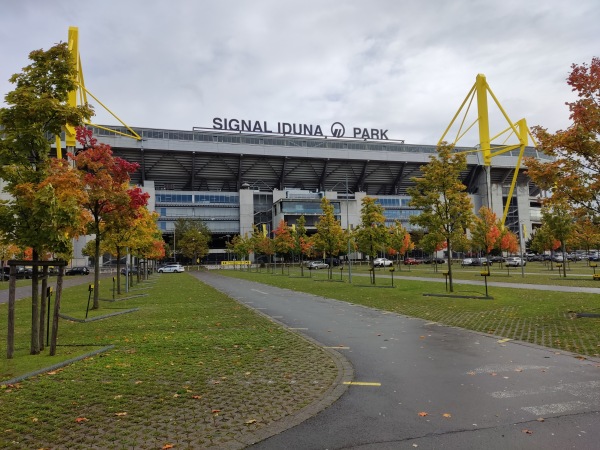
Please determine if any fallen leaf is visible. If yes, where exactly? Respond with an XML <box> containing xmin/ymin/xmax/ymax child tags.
<box><xmin>211</xmin><ymin>409</ymin><xmax>221</xmax><ymax>414</ymax></box>
<box><xmin>134</xmin><ymin>381</ymin><xmax>143</xmax><ymax>384</ymax></box>
<box><xmin>515</xmin><ymin>368</ymin><xmax>523</xmax><ymax>372</ymax></box>
<box><xmin>418</xmin><ymin>412</ymin><xmax>428</xmax><ymax>417</ymax></box>
<box><xmin>491</xmin><ymin>373</ymin><xmax>497</xmax><ymax>376</ymax></box>
<box><xmin>115</xmin><ymin>412</ymin><xmax>127</xmax><ymax>416</ymax></box>
<box><xmin>536</xmin><ymin>417</ymin><xmax>545</xmax><ymax>422</ymax></box>
<box><xmin>114</xmin><ymin>395</ymin><xmax>123</xmax><ymax>399</ymax></box>
<box><xmin>75</xmin><ymin>417</ymin><xmax>89</xmax><ymax>423</ymax></box>
<box><xmin>522</xmin><ymin>429</ymin><xmax>533</xmax><ymax>435</ymax></box>
<box><xmin>245</xmin><ymin>419</ymin><xmax>257</xmax><ymax>424</ymax></box>
<box><xmin>419</xmin><ymin>336</ymin><xmax>425</xmax><ymax>339</ymax></box>
<box><xmin>191</xmin><ymin>395</ymin><xmax>202</xmax><ymax>399</ymax></box>
<box><xmin>442</xmin><ymin>413</ymin><xmax>452</xmax><ymax>418</ymax></box>
<box><xmin>31</xmin><ymin>417</ymin><xmax>38</xmax><ymax>422</ymax></box>
<box><xmin>162</xmin><ymin>445</ymin><xmax>174</xmax><ymax>449</ymax></box>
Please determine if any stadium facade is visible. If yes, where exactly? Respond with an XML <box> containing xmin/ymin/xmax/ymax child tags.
<box><xmin>85</xmin><ymin>123</ymin><xmax>549</xmax><ymax>263</ymax></box>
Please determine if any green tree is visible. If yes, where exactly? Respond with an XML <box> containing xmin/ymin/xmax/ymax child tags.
<box><xmin>293</xmin><ymin>215</ymin><xmax>309</xmax><ymax>276</ymax></box>
<box><xmin>354</xmin><ymin>197</ymin><xmax>388</xmax><ymax>284</ymax></box>
<box><xmin>542</xmin><ymin>201</ymin><xmax>574</xmax><ymax>277</ymax></box>
<box><xmin>313</xmin><ymin>197</ymin><xmax>346</xmax><ymax>279</ymax></box>
<box><xmin>388</xmin><ymin>220</ymin><xmax>413</xmax><ymax>268</ymax></box>
<box><xmin>178</xmin><ymin>227</ymin><xmax>210</xmax><ymax>267</ymax></box>
<box><xmin>0</xmin><ymin>43</ymin><xmax>92</xmax><ymax>355</ymax></box>
<box><xmin>408</xmin><ymin>143</ymin><xmax>474</xmax><ymax>292</ymax></box>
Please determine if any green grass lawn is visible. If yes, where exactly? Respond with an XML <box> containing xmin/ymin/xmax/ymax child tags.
<box><xmin>0</xmin><ymin>273</ymin><xmax>338</xmax><ymax>449</ymax></box>
<box><xmin>218</xmin><ymin>263</ymin><xmax>600</xmax><ymax>358</ymax></box>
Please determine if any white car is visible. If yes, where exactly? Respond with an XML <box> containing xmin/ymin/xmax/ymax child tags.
<box><xmin>307</xmin><ymin>261</ymin><xmax>329</xmax><ymax>270</ymax></box>
<box><xmin>505</xmin><ymin>257</ymin><xmax>526</xmax><ymax>267</ymax></box>
<box><xmin>373</xmin><ymin>258</ymin><xmax>393</xmax><ymax>267</ymax></box>
<box><xmin>158</xmin><ymin>264</ymin><xmax>185</xmax><ymax>273</ymax></box>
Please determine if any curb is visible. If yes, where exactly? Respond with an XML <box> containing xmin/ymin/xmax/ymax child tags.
<box><xmin>1</xmin><ymin>345</ymin><xmax>116</xmax><ymax>385</ymax></box>
<box><xmin>192</xmin><ymin>272</ymin><xmax>354</xmax><ymax>449</ymax></box>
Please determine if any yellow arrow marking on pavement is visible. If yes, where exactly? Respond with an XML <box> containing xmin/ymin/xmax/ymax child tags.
<box><xmin>343</xmin><ymin>382</ymin><xmax>381</xmax><ymax>386</ymax></box>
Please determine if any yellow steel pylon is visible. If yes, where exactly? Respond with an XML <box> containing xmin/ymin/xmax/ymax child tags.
<box><xmin>438</xmin><ymin>74</ymin><xmax>538</xmax><ymax>227</ymax></box>
<box><xmin>56</xmin><ymin>26</ymin><xmax>141</xmax><ymax>158</ymax></box>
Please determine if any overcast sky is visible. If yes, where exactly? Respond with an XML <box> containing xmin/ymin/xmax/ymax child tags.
<box><xmin>1</xmin><ymin>0</ymin><xmax>598</xmax><ymax>146</ymax></box>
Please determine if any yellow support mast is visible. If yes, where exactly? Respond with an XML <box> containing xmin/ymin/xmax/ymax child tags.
<box><xmin>56</xmin><ymin>26</ymin><xmax>141</xmax><ymax>159</ymax></box>
<box><xmin>439</xmin><ymin>74</ymin><xmax>536</xmax><ymax>227</ymax></box>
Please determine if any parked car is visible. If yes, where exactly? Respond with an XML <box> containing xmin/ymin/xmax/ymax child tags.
<box><xmin>423</xmin><ymin>257</ymin><xmax>445</xmax><ymax>264</ymax></box>
<box><xmin>461</xmin><ymin>258</ymin><xmax>474</xmax><ymax>267</ymax></box>
<box><xmin>489</xmin><ymin>256</ymin><xmax>505</xmax><ymax>263</ymax></box>
<box><xmin>505</xmin><ymin>257</ymin><xmax>526</xmax><ymax>267</ymax></box>
<box><xmin>307</xmin><ymin>261</ymin><xmax>329</xmax><ymax>270</ymax></box>
<box><xmin>66</xmin><ymin>266</ymin><xmax>90</xmax><ymax>276</ymax></box>
<box><xmin>373</xmin><ymin>257</ymin><xmax>393</xmax><ymax>267</ymax></box>
<box><xmin>403</xmin><ymin>258</ymin><xmax>421</xmax><ymax>265</ymax></box>
<box><xmin>120</xmin><ymin>266</ymin><xmax>139</xmax><ymax>275</ymax></box>
<box><xmin>158</xmin><ymin>264</ymin><xmax>185</xmax><ymax>273</ymax></box>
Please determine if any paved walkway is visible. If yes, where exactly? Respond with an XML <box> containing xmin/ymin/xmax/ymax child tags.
<box><xmin>197</xmin><ymin>271</ymin><xmax>600</xmax><ymax>449</ymax></box>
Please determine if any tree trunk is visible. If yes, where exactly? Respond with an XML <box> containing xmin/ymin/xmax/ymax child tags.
<box><xmin>6</xmin><ymin>265</ymin><xmax>16</xmax><ymax>359</ymax></box>
<box><xmin>116</xmin><ymin>247</ymin><xmax>122</xmax><ymax>294</ymax></box>
<box><xmin>30</xmin><ymin>251</ymin><xmax>40</xmax><ymax>355</ymax></box>
<box><xmin>93</xmin><ymin>235</ymin><xmax>101</xmax><ymax>309</ymax></box>
<box><xmin>49</xmin><ymin>266</ymin><xmax>65</xmax><ymax>356</ymax></box>
<box><xmin>39</xmin><ymin>265</ymin><xmax>49</xmax><ymax>351</ymax></box>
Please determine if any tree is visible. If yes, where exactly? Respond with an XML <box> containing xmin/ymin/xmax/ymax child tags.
<box><xmin>570</xmin><ymin>217</ymin><xmax>600</xmax><ymax>261</ymax></box>
<box><xmin>471</xmin><ymin>207</ymin><xmax>501</xmax><ymax>272</ymax></box>
<box><xmin>354</xmin><ymin>197</ymin><xmax>388</xmax><ymax>284</ymax></box>
<box><xmin>101</xmin><ymin>187</ymin><xmax>150</xmax><ymax>292</ymax></box>
<box><xmin>313</xmin><ymin>198</ymin><xmax>347</xmax><ymax>280</ymax></box>
<box><xmin>499</xmin><ymin>228</ymin><xmax>519</xmax><ymax>256</ymax></box>
<box><xmin>293</xmin><ymin>215</ymin><xmax>309</xmax><ymax>276</ymax></box>
<box><xmin>388</xmin><ymin>220</ymin><xmax>413</xmax><ymax>268</ymax></box>
<box><xmin>273</xmin><ymin>219</ymin><xmax>295</xmax><ymax>263</ymax></box>
<box><xmin>229</xmin><ymin>233</ymin><xmax>253</xmax><ymax>269</ymax></box>
<box><xmin>525</xmin><ymin>58</ymin><xmax>600</xmax><ymax>219</ymax></box>
<box><xmin>542</xmin><ymin>201</ymin><xmax>574</xmax><ymax>277</ymax></box>
<box><xmin>408</xmin><ymin>143</ymin><xmax>474</xmax><ymax>292</ymax></box>
<box><xmin>178</xmin><ymin>227</ymin><xmax>210</xmax><ymax>267</ymax></box>
<box><xmin>74</xmin><ymin>127</ymin><xmax>140</xmax><ymax>309</ymax></box>
<box><xmin>0</xmin><ymin>43</ymin><xmax>93</xmax><ymax>354</ymax></box>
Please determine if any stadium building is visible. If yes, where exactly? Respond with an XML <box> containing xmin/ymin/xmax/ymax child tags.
<box><xmin>86</xmin><ymin>121</ymin><xmax>549</xmax><ymax>263</ymax></box>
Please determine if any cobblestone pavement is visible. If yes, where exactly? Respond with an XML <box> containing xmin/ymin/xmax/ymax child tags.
<box><xmin>1</xmin><ymin>273</ymin><xmax>351</xmax><ymax>449</ymax></box>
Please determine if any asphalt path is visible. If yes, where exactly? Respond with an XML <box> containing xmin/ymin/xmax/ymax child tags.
<box><xmin>195</xmin><ymin>271</ymin><xmax>600</xmax><ymax>450</ymax></box>
<box><xmin>0</xmin><ymin>272</ymin><xmax>118</xmax><ymax>304</ymax></box>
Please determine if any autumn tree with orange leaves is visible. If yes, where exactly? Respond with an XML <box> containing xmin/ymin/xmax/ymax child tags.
<box><xmin>74</xmin><ymin>127</ymin><xmax>141</xmax><ymax>309</ymax></box>
<box><xmin>0</xmin><ymin>43</ymin><xmax>93</xmax><ymax>356</ymax></box>
<box><xmin>526</xmin><ymin>58</ymin><xmax>600</xmax><ymax>222</ymax></box>
<box><xmin>388</xmin><ymin>220</ymin><xmax>413</xmax><ymax>267</ymax></box>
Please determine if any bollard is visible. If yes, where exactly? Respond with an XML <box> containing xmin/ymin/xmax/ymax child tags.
<box><xmin>389</xmin><ymin>267</ymin><xmax>395</xmax><ymax>287</ymax></box>
<box><xmin>86</xmin><ymin>284</ymin><xmax>94</xmax><ymax>318</ymax></box>
<box><xmin>480</xmin><ymin>271</ymin><xmax>490</xmax><ymax>297</ymax></box>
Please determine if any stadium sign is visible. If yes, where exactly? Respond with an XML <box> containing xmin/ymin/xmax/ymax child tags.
<box><xmin>212</xmin><ymin>117</ymin><xmax>389</xmax><ymax>140</ymax></box>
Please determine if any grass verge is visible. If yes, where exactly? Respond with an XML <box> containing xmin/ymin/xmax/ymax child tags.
<box><xmin>0</xmin><ymin>273</ymin><xmax>338</xmax><ymax>449</ymax></box>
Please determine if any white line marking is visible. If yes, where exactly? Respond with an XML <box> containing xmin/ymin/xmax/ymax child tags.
<box><xmin>251</xmin><ymin>289</ymin><xmax>269</xmax><ymax>295</ymax></box>
<box><xmin>522</xmin><ymin>401</ymin><xmax>587</xmax><ymax>416</ymax></box>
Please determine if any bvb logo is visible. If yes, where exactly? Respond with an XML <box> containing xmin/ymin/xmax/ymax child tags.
<box><xmin>330</xmin><ymin>122</ymin><xmax>345</xmax><ymax>138</ymax></box>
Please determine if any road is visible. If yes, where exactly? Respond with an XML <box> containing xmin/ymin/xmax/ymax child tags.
<box><xmin>196</xmin><ymin>271</ymin><xmax>600</xmax><ymax>450</ymax></box>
